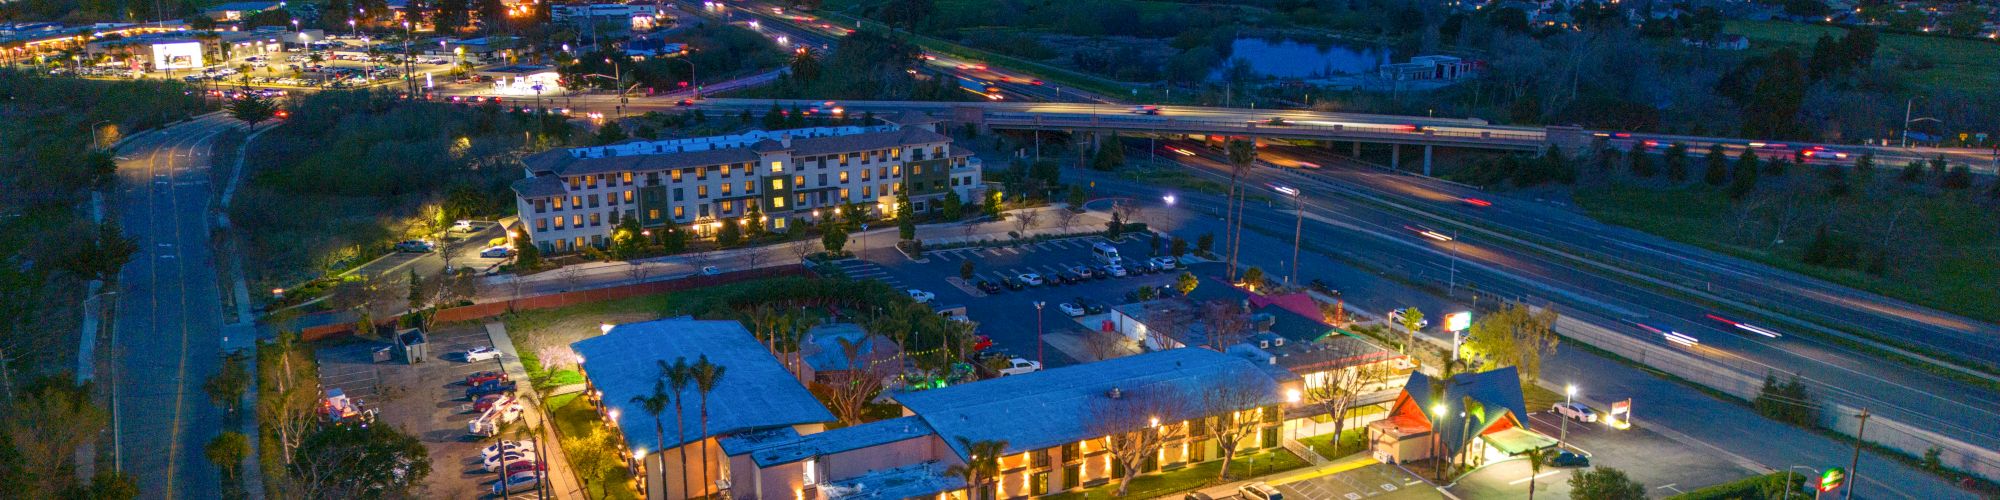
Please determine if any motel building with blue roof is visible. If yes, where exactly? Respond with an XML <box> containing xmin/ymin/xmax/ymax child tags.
<box><xmin>574</xmin><ymin>317</ymin><xmax>1340</xmax><ymax>500</ymax></box>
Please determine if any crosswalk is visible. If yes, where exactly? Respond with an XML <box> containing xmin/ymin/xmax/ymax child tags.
<box><xmin>827</xmin><ymin>260</ymin><xmax>907</xmax><ymax>289</ymax></box>
<box><xmin>923</xmin><ymin>236</ymin><xmax>1116</xmax><ymax>262</ymax></box>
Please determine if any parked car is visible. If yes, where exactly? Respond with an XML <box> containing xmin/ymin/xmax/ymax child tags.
<box><xmin>1551</xmin><ymin>402</ymin><xmax>1598</xmax><ymax>423</ymax></box>
<box><xmin>906</xmin><ymin>289</ymin><xmax>936</xmax><ymax>303</ymax></box>
<box><xmin>1055</xmin><ymin>271</ymin><xmax>1082</xmax><ymax>284</ymax></box>
<box><xmin>472</xmin><ymin>393</ymin><xmax>517</xmax><ymax>413</ymax></box>
<box><xmin>1548</xmin><ymin>450</ymin><xmax>1590</xmax><ymax>467</ymax></box>
<box><xmin>450</xmin><ymin>219</ymin><xmax>474</xmax><ymax>232</ymax></box>
<box><xmin>1072</xmin><ymin>267</ymin><xmax>1097</xmax><ymax>280</ymax></box>
<box><xmin>394</xmin><ymin>240</ymin><xmax>433</xmax><ymax>253</ymax></box>
<box><xmin>997</xmin><ymin>357</ymin><xmax>1042</xmax><ymax>376</ymax></box>
<box><xmin>1239</xmin><ymin>482</ymin><xmax>1283</xmax><ymax>500</ymax></box>
<box><xmin>479</xmin><ymin>246</ymin><xmax>514</xmax><ymax>258</ymax></box>
<box><xmin>501</xmin><ymin>459</ymin><xmax>548</xmax><ymax>476</ymax></box>
<box><xmin>1058</xmin><ymin>302</ymin><xmax>1086</xmax><ymax>317</ymax></box>
<box><xmin>463</xmin><ymin>346</ymin><xmax>502</xmax><ymax>362</ymax></box>
<box><xmin>465</xmin><ymin>370</ymin><xmax>507</xmax><ymax>386</ymax></box>
<box><xmin>1001</xmin><ymin>277</ymin><xmax>1024</xmax><ymax>290</ymax></box>
<box><xmin>483</xmin><ymin>451</ymin><xmax>537</xmax><ymax>472</ymax></box>
<box><xmin>1308</xmin><ymin>278</ymin><xmax>1335</xmax><ymax>295</ymax></box>
<box><xmin>466</xmin><ymin>380</ymin><xmax>518</xmax><ymax>400</ymax></box>
<box><xmin>1017</xmin><ymin>273</ymin><xmax>1045</xmax><ymax>286</ymax></box>
<box><xmin>492</xmin><ymin>470</ymin><xmax>541</xmax><ymax>495</ymax></box>
<box><xmin>1183</xmin><ymin>493</ymin><xmax>1214</xmax><ymax>500</ymax></box>
<box><xmin>1105</xmin><ymin>264</ymin><xmax>1129</xmax><ymax>277</ymax></box>
<box><xmin>1083</xmin><ymin>301</ymin><xmax>1107</xmax><ymax>315</ymax></box>
<box><xmin>480</xmin><ymin>440</ymin><xmax>536</xmax><ymax>461</ymax></box>
<box><xmin>976</xmin><ymin>280</ymin><xmax>1002</xmax><ymax>294</ymax></box>
<box><xmin>701</xmin><ymin>266</ymin><xmax>722</xmax><ymax>275</ymax></box>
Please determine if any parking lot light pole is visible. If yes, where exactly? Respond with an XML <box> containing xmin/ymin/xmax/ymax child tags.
<box><xmin>1560</xmin><ymin>384</ymin><xmax>1575</xmax><ymax>451</ymax></box>
<box><xmin>1033</xmin><ymin>301</ymin><xmax>1045</xmax><ymax>365</ymax></box>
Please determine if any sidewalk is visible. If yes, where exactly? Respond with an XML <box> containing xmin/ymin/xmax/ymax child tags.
<box><xmin>486</xmin><ymin>322</ymin><xmax>586</xmax><ymax>500</ymax></box>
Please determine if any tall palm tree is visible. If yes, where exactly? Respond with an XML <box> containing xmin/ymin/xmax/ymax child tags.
<box><xmin>1523</xmin><ymin>447</ymin><xmax>1551</xmax><ymax>500</ymax></box>
<box><xmin>944</xmin><ymin>437</ymin><xmax>1007</xmax><ymax>500</ymax></box>
<box><xmin>662</xmin><ymin>357</ymin><xmax>695</xmax><ymax>500</ymax></box>
<box><xmin>691</xmin><ymin>356</ymin><xmax>728</xmax><ymax>498</ymax></box>
<box><xmin>631</xmin><ymin>380</ymin><xmax>672</xmax><ymax>492</ymax></box>
<box><xmin>1224</xmin><ymin>139</ymin><xmax>1257</xmax><ymax>282</ymax></box>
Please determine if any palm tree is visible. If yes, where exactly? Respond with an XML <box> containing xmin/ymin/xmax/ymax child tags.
<box><xmin>1523</xmin><ymin>447</ymin><xmax>1551</xmax><ymax>500</ymax></box>
<box><xmin>1224</xmin><ymin>139</ymin><xmax>1257</xmax><ymax>282</ymax></box>
<box><xmin>630</xmin><ymin>380</ymin><xmax>672</xmax><ymax>492</ymax></box>
<box><xmin>944</xmin><ymin>437</ymin><xmax>1007</xmax><ymax>500</ymax></box>
<box><xmin>662</xmin><ymin>358</ymin><xmax>695</xmax><ymax>500</ymax></box>
<box><xmin>691</xmin><ymin>356</ymin><xmax>728</xmax><ymax>498</ymax></box>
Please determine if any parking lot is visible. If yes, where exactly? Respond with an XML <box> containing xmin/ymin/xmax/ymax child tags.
<box><xmin>1275</xmin><ymin>463</ymin><xmax>1442</xmax><ymax>500</ymax></box>
<box><xmin>1438</xmin><ymin>409</ymin><xmax>1755</xmax><ymax>499</ymax></box>
<box><xmin>853</xmin><ymin>234</ymin><xmax>1191</xmax><ymax>368</ymax></box>
<box><xmin>314</xmin><ymin>323</ymin><xmax>543</xmax><ymax>498</ymax></box>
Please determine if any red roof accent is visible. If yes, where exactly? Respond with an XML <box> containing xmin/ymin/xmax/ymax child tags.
<box><xmin>1247</xmin><ymin>292</ymin><xmax>1326</xmax><ymax>325</ymax></box>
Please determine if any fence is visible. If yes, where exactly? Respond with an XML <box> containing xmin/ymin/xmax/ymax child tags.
<box><xmin>431</xmin><ymin>265</ymin><xmax>813</xmax><ymax>323</ymax></box>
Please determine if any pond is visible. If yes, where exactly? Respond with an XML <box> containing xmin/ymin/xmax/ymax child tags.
<box><xmin>1214</xmin><ymin>37</ymin><xmax>1389</xmax><ymax>80</ymax></box>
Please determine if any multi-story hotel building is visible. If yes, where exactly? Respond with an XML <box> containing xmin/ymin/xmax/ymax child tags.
<box><xmin>511</xmin><ymin>114</ymin><xmax>983</xmax><ymax>253</ymax></box>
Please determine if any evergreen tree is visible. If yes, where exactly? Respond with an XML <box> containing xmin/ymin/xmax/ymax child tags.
<box><xmin>761</xmin><ymin>104</ymin><xmax>787</xmax><ymax>130</ymax></box>
<box><xmin>940</xmin><ymin>190</ymin><xmax>963</xmax><ymax>221</ymax></box>
<box><xmin>1703</xmin><ymin>144</ymin><xmax>1729</xmax><ymax>186</ymax></box>
<box><xmin>593</xmin><ymin>121</ymin><xmax>628</xmax><ymax>145</ymax></box>
<box><xmin>1853</xmin><ymin>152</ymin><xmax>1875</xmax><ymax>182</ymax></box>
<box><xmin>717</xmin><ymin>219</ymin><xmax>742</xmax><ymax>246</ymax></box>
<box><xmin>896</xmin><ymin>190</ymin><xmax>915</xmax><ymax>241</ymax></box>
<box><xmin>1626</xmin><ymin>148</ymin><xmax>1655</xmax><ymax>177</ymax></box>
<box><xmin>1728</xmin><ymin>149</ymin><xmax>1761</xmax><ymax>199</ymax></box>
<box><xmin>744</xmin><ymin>203</ymin><xmax>767</xmax><ymax>239</ymax></box>
<box><xmin>1662</xmin><ymin>143</ymin><xmax>1689</xmax><ymax>182</ymax></box>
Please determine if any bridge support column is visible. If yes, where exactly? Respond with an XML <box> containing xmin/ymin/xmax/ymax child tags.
<box><xmin>1352</xmin><ymin>141</ymin><xmax>1361</xmax><ymax>157</ymax></box>
<box><xmin>1391</xmin><ymin>144</ymin><xmax>1401</xmax><ymax>171</ymax></box>
<box><xmin>1423</xmin><ymin>145</ymin><xmax>1434</xmax><ymax>176</ymax></box>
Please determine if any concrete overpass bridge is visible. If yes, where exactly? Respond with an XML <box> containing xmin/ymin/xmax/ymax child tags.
<box><xmin>622</xmin><ymin>98</ymin><xmax>1997</xmax><ymax>174</ymax></box>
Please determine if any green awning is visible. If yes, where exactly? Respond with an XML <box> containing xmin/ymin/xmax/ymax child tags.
<box><xmin>1481</xmin><ymin>427</ymin><xmax>1558</xmax><ymax>455</ymax></box>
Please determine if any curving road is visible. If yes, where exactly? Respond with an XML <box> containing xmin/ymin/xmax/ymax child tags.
<box><xmin>110</xmin><ymin>113</ymin><xmax>239</xmax><ymax>499</ymax></box>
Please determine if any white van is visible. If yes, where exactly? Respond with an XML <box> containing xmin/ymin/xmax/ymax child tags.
<box><xmin>1092</xmin><ymin>242</ymin><xmax>1122</xmax><ymax>264</ymax></box>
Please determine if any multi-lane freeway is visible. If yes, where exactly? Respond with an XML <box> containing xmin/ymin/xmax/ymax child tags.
<box><xmin>1131</xmin><ymin>138</ymin><xmax>2000</xmax><ymax>453</ymax></box>
<box><xmin>110</xmin><ymin>113</ymin><xmax>239</xmax><ymax>499</ymax></box>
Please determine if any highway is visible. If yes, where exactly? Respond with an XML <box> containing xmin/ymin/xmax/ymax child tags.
<box><xmin>1131</xmin><ymin>138</ymin><xmax>2000</xmax><ymax>452</ymax></box>
<box><xmin>110</xmin><ymin>113</ymin><xmax>239</xmax><ymax>499</ymax></box>
<box><xmin>1070</xmin><ymin>169</ymin><xmax>1976</xmax><ymax>499</ymax></box>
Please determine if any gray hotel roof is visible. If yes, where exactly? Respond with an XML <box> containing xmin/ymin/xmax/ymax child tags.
<box><xmin>893</xmin><ymin>347</ymin><xmax>1280</xmax><ymax>461</ymax></box>
<box><xmin>750</xmin><ymin>416</ymin><xmax>935</xmax><ymax>467</ymax></box>
<box><xmin>571</xmin><ymin>319</ymin><xmax>835</xmax><ymax>454</ymax></box>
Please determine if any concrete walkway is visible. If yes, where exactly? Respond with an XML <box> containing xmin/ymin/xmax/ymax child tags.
<box><xmin>486</xmin><ymin>322</ymin><xmax>586</xmax><ymax>500</ymax></box>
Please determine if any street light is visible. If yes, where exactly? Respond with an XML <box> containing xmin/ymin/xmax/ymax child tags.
<box><xmin>1161</xmin><ymin>194</ymin><xmax>1175</xmax><ymax>206</ymax></box>
<box><xmin>1032</xmin><ymin>301</ymin><xmax>1046</xmax><ymax>365</ymax></box>
<box><xmin>1782</xmin><ymin>465</ymin><xmax>1819</xmax><ymax>499</ymax></box>
<box><xmin>1273</xmin><ymin>184</ymin><xmax>1303</xmax><ymax>286</ymax></box>
<box><xmin>1430</xmin><ymin>402</ymin><xmax>1447</xmax><ymax>481</ymax></box>
<box><xmin>1560</xmin><ymin>384</ymin><xmax>1576</xmax><ymax>451</ymax></box>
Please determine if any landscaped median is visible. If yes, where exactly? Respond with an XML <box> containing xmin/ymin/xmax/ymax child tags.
<box><xmin>1664</xmin><ymin>470</ymin><xmax>1813</xmax><ymax>500</ymax></box>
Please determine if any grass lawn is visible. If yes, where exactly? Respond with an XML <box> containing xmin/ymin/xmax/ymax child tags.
<box><xmin>1042</xmin><ymin>448</ymin><xmax>1309</xmax><ymax>500</ymax></box>
<box><xmin>1298</xmin><ymin>428</ymin><xmax>1370</xmax><ymax>461</ymax></box>
<box><xmin>548</xmin><ymin>392</ymin><xmax>641</xmax><ymax>500</ymax></box>
<box><xmin>1573</xmin><ymin>183</ymin><xmax>2000</xmax><ymax>326</ymax></box>
<box><xmin>1724</xmin><ymin>20</ymin><xmax>2000</xmax><ymax>90</ymax></box>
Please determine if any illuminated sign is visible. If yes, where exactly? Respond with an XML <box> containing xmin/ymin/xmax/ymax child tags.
<box><xmin>1444</xmin><ymin>312</ymin><xmax>1471</xmax><ymax>332</ymax></box>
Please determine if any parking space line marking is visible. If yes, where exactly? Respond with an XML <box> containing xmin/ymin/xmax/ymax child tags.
<box><xmin>1507</xmin><ymin>471</ymin><xmax>1565</xmax><ymax>485</ymax></box>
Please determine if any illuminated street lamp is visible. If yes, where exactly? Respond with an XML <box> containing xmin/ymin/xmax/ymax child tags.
<box><xmin>1430</xmin><ymin>402</ymin><xmax>1447</xmax><ymax>481</ymax></box>
<box><xmin>1560</xmin><ymin>384</ymin><xmax>1576</xmax><ymax>450</ymax></box>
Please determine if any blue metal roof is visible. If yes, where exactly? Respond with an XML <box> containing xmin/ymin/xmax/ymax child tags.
<box><xmin>572</xmin><ymin>319</ymin><xmax>836</xmax><ymax>455</ymax></box>
<box><xmin>751</xmin><ymin>416</ymin><xmax>935</xmax><ymax>467</ymax></box>
<box><xmin>1400</xmin><ymin>366</ymin><xmax>1527</xmax><ymax>456</ymax></box>
<box><xmin>893</xmin><ymin>348</ymin><xmax>1280</xmax><ymax>461</ymax></box>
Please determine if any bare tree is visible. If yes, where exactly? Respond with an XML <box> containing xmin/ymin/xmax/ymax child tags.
<box><xmin>1054</xmin><ymin>208</ymin><xmax>1081</xmax><ymax>232</ymax></box>
<box><xmin>1142</xmin><ymin>302</ymin><xmax>1193</xmax><ymax>351</ymax></box>
<box><xmin>1114</xmin><ymin>201</ymin><xmax>1144</xmax><ymax>226</ymax></box>
<box><xmin>1081</xmin><ymin>329</ymin><xmax>1129</xmax><ymax>362</ymax></box>
<box><xmin>1303</xmin><ymin>362</ymin><xmax>1393</xmax><ymax>458</ymax></box>
<box><xmin>959</xmin><ymin>221</ymin><xmax>980</xmax><ymax>243</ymax></box>
<box><xmin>625</xmin><ymin>260</ymin><xmax>650</xmax><ymax>285</ymax></box>
<box><xmin>743</xmin><ymin>247</ymin><xmax>768</xmax><ymax>269</ymax></box>
<box><xmin>789</xmin><ymin>239</ymin><xmax>820</xmax><ymax>263</ymax></box>
<box><xmin>558</xmin><ymin>265</ymin><xmax>584</xmax><ymax>292</ymax></box>
<box><xmin>684</xmin><ymin>250</ymin><xmax>713</xmax><ymax>273</ymax></box>
<box><xmin>1012</xmin><ymin>209</ymin><xmax>1042</xmax><ymax>236</ymax></box>
<box><xmin>1196</xmin><ymin>373</ymin><xmax>1273</xmax><ymax>481</ymax></box>
<box><xmin>1087</xmin><ymin>384</ymin><xmax>1191</xmax><ymax>497</ymax></box>
<box><xmin>1198</xmin><ymin>300</ymin><xmax>1253</xmax><ymax>351</ymax></box>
